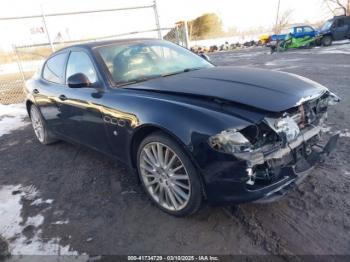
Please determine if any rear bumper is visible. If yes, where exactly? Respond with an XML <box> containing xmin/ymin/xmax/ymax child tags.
<box><xmin>206</xmin><ymin>133</ymin><xmax>339</xmax><ymax>205</ymax></box>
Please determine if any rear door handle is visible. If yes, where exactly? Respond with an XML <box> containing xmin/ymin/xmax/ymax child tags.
<box><xmin>32</xmin><ymin>89</ymin><xmax>39</xmax><ymax>94</ymax></box>
<box><xmin>58</xmin><ymin>95</ymin><xmax>67</xmax><ymax>101</ymax></box>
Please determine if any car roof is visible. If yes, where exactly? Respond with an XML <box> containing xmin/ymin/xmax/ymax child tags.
<box><xmin>289</xmin><ymin>24</ymin><xmax>313</xmax><ymax>28</ymax></box>
<box><xmin>59</xmin><ymin>38</ymin><xmax>160</xmax><ymax>52</ymax></box>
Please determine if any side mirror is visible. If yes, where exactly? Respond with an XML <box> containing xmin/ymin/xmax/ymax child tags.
<box><xmin>199</xmin><ymin>53</ymin><xmax>210</xmax><ymax>62</ymax></box>
<box><xmin>67</xmin><ymin>73</ymin><xmax>91</xmax><ymax>88</ymax></box>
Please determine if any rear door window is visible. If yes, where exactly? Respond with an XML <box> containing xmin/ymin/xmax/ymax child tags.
<box><xmin>42</xmin><ymin>53</ymin><xmax>67</xmax><ymax>84</ymax></box>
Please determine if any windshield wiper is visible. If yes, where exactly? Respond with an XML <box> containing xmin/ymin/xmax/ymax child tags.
<box><xmin>161</xmin><ymin>67</ymin><xmax>204</xmax><ymax>77</ymax></box>
<box><xmin>116</xmin><ymin>67</ymin><xmax>204</xmax><ymax>87</ymax></box>
<box><xmin>116</xmin><ymin>74</ymin><xmax>162</xmax><ymax>87</ymax></box>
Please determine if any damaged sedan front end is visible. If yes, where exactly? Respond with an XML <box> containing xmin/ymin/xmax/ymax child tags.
<box><xmin>208</xmin><ymin>91</ymin><xmax>340</xmax><ymax>203</ymax></box>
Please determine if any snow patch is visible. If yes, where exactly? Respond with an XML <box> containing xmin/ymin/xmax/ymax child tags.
<box><xmin>31</xmin><ymin>198</ymin><xmax>54</xmax><ymax>206</ymax></box>
<box><xmin>0</xmin><ymin>103</ymin><xmax>29</xmax><ymax>138</ymax></box>
<box><xmin>320</xmin><ymin>49</ymin><xmax>350</xmax><ymax>55</ymax></box>
<box><xmin>52</xmin><ymin>220</ymin><xmax>69</xmax><ymax>225</ymax></box>
<box><xmin>319</xmin><ymin>42</ymin><xmax>350</xmax><ymax>55</ymax></box>
<box><xmin>340</xmin><ymin>131</ymin><xmax>350</xmax><ymax>138</ymax></box>
<box><xmin>265</xmin><ymin>61</ymin><xmax>277</xmax><ymax>66</ymax></box>
<box><xmin>0</xmin><ymin>185</ymin><xmax>77</xmax><ymax>255</ymax></box>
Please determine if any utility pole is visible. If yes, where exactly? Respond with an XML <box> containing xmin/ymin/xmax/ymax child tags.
<box><xmin>274</xmin><ymin>0</ymin><xmax>281</xmax><ymax>33</ymax></box>
<box><xmin>153</xmin><ymin>0</ymin><xmax>162</xmax><ymax>39</ymax></box>
<box><xmin>41</xmin><ymin>5</ymin><xmax>55</xmax><ymax>52</ymax></box>
<box><xmin>183</xmin><ymin>21</ymin><xmax>190</xmax><ymax>49</ymax></box>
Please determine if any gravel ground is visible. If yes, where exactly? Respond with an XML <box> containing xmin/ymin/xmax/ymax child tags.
<box><xmin>0</xmin><ymin>43</ymin><xmax>350</xmax><ymax>257</ymax></box>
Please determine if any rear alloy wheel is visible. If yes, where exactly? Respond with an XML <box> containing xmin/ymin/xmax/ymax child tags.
<box><xmin>30</xmin><ymin>105</ymin><xmax>58</xmax><ymax>145</ymax></box>
<box><xmin>137</xmin><ymin>132</ymin><xmax>202</xmax><ymax>216</ymax></box>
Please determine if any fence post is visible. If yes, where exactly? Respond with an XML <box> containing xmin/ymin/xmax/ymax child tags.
<box><xmin>175</xmin><ymin>27</ymin><xmax>180</xmax><ymax>45</ymax></box>
<box><xmin>153</xmin><ymin>0</ymin><xmax>162</xmax><ymax>39</ymax></box>
<box><xmin>41</xmin><ymin>5</ymin><xmax>55</xmax><ymax>52</ymax></box>
<box><xmin>183</xmin><ymin>21</ymin><xmax>190</xmax><ymax>49</ymax></box>
<box><xmin>12</xmin><ymin>45</ymin><xmax>26</xmax><ymax>85</ymax></box>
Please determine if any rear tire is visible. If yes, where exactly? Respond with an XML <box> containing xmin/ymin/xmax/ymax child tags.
<box><xmin>137</xmin><ymin>131</ymin><xmax>202</xmax><ymax>216</ymax></box>
<box><xmin>30</xmin><ymin>105</ymin><xmax>58</xmax><ymax>145</ymax></box>
<box><xmin>322</xmin><ymin>36</ymin><xmax>332</xmax><ymax>46</ymax></box>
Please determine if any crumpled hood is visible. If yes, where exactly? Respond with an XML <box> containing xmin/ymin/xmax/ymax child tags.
<box><xmin>126</xmin><ymin>66</ymin><xmax>327</xmax><ymax>112</ymax></box>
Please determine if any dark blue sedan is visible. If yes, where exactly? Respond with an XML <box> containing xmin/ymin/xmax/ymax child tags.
<box><xmin>25</xmin><ymin>39</ymin><xmax>339</xmax><ymax>216</ymax></box>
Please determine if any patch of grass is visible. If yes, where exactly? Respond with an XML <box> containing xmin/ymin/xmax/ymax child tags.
<box><xmin>0</xmin><ymin>46</ymin><xmax>53</xmax><ymax>65</ymax></box>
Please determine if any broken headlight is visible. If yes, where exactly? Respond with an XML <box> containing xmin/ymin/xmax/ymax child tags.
<box><xmin>209</xmin><ymin>129</ymin><xmax>252</xmax><ymax>153</ymax></box>
<box><xmin>328</xmin><ymin>92</ymin><xmax>340</xmax><ymax>106</ymax></box>
<box><xmin>209</xmin><ymin>129</ymin><xmax>264</xmax><ymax>164</ymax></box>
<box><xmin>265</xmin><ymin>116</ymin><xmax>300</xmax><ymax>142</ymax></box>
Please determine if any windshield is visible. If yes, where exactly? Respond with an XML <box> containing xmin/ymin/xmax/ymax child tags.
<box><xmin>96</xmin><ymin>40</ymin><xmax>213</xmax><ymax>85</ymax></box>
<box><xmin>321</xmin><ymin>20</ymin><xmax>333</xmax><ymax>31</ymax></box>
<box><xmin>280</xmin><ymin>28</ymin><xmax>293</xmax><ymax>34</ymax></box>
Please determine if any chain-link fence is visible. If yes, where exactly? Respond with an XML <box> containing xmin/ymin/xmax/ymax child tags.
<box><xmin>0</xmin><ymin>1</ymin><xmax>188</xmax><ymax>105</ymax></box>
<box><xmin>0</xmin><ymin>48</ymin><xmax>26</xmax><ymax>104</ymax></box>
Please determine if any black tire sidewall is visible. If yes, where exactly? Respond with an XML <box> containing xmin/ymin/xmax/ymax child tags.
<box><xmin>136</xmin><ymin>131</ymin><xmax>202</xmax><ymax>217</ymax></box>
<box><xmin>322</xmin><ymin>36</ymin><xmax>332</xmax><ymax>46</ymax></box>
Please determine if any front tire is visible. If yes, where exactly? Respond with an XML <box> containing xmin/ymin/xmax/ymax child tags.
<box><xmin>322</xmin><ymin>36</ymin><xmax>332</xmax><ymax>46</ymax></box>
<box><xmin>30</xmin><ymin>105</ymin><xmax>58</xmax><ymax>145</ymax></box>
<box><xmin>137</xmin><ymin>132</ymin><xmax>202</xmax><ymax>216</ymax></box>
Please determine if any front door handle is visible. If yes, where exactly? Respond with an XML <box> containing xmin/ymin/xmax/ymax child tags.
<box><xmin>58</xmin><ymin>94</ymin><xmax>67</xmax><ymax>101</ymax></box>
<box><xmin>32</xmin><ymin>89</ymin><xmax>39</xmax><ymax>94</ymax></box>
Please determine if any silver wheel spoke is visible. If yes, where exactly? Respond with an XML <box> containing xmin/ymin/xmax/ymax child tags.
<box><xmin>140</xmin><ymin>164</ymin><xmax>156</xmax><ymax>174</ymax></box>
<box><xmin>164</xmin><ymin>148</ymin><xmax>170</xmax><ymax>167</ymax></box>
<box><xmin>171</xmin><ymin>180</ymin><xmax>190</xmax><ymax>190</ymax></box>
<box><xmin>172</xmin><ymin>185</ymin><xmax>188</xmax><ymax>201</ymax></box>
<box><xmin>143</xmin><ymin>155</ymin><xmax>156</xmax><ymax>168</ymax></box>
<box><xmin>157</xmin><ymin>143</ymin><xmax>164</xmax><ymax>166</ymax></box>
<box><xmin>151</xmin><ymin>145</ymin><xmax>158</xmax><ymax>163</ymax></box>
<box><xmin>139</xmin><ymin>142</ymin><xmax>191</xmax><ymax>211</ymax></box>
<box><xmin>153</xmin><ymin>183</ymin><xmax>160</xmax><ymax>193</ymax></box>
<box><xmin>146</xmin><ymin>179</ymin><xmax>158</xmax><ymax>187</ymax></box>
<box><xmin>171</xmin><ymin>174</ymin><xmax>189</xmax><ymax>180</ymax></box>
<box><xmin>144</xmin><ymin>148</ymin><xmax>157</xmax><ymax>167</ymax></box>
<box><xmin>170</xmin><ymin>186</ymin><xmax>184</xmax><ymax>205</ymax></box>
<box><xmin>171</xmin><ymin>164</ymin><xmax>183</xmax><ymax>173</ymax></box>
<box><xmin>166</xmin><ymin>187</ymin><xmax>178</xmax><ymax>209</ymax></box>
<box><xmin>166</xmin><ymin>154</ymin><xmax>176</xmax><ymax>170</ymax></box>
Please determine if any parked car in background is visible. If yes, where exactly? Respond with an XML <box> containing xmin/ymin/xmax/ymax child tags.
<box><xmin>270</xmin><ymin>25</ymin><xmax>317</xmax><ymax>42</ymax></box>
<box><xmin>25</xmin><ymin>39</ymin><xmax>340</xmax><ymax>216</ymax></box>
<box><xmin>318</xmin><ymin>15</ymin><xmax>350</xmax><ymax>46</ymax></box>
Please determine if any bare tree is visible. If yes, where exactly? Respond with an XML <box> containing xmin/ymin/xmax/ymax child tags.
<box><xmin>323</xmin><ymin>0</ymin><xmax>350</xmax><ymax>16</ymax></box>
<box><xmin>273</xmin><ymin>9</ymin><xmax>293</xmax><ymax>34</ymax></box>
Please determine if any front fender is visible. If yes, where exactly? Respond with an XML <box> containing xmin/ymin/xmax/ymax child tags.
<box><xmin>103</xmin><ymin>90</ymin><xmax>252</xmax><ymax>170</ymax></box>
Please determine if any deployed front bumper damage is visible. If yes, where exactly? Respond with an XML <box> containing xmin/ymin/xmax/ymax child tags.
<box><xmin>234</xmin><ymin>120</ymin><xmax>339</xmax><ymax>203</ymax></box>
<box><xmin>252</xmin><ymin>132</ymin><xmax>339</xmax><ymax>203</ymax></box>
<box><xmin>206</xmin><ymin>92</ymin><xmax>340</xmax><ymax>204</ymax></box>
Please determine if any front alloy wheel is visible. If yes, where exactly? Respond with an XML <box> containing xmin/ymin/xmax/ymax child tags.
<box><xmin>137</xmin><ymin>132</ymin><xmax>202</xmax><ymax>216</ymax></box>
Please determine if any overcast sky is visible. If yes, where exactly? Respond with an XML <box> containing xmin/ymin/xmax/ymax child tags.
<box><xmin>0</xmin><ymin>0</ymin><xmax>332</xmax><ymax>49</ymax></box>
